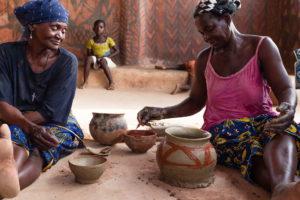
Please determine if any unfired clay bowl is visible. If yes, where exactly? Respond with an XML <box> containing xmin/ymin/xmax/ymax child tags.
<box><xmin>124</xmin><ymin>130</ymin><xmax>157</xmax><ymax>153</ymax></box>
<box><xmin>150</xmin><ymin>121</ymin><xmax>171</xmax><ymax>137</ymax></box>
<box><xmin>68</xmin><ymin>155</ymin><xmax>108</xmax><ymax>184</ymax></box>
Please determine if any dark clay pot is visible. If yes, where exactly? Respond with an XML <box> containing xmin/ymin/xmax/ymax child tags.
<box><xmin>89</xmin><ymin>112</ymin><xmax>127</xmax><ymax>145</ymax></box>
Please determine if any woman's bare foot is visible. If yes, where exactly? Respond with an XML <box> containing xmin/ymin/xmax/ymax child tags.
<box><xmin>79</xmin><ymin>82</ymin><xmax>87</xmax><ymax>89</ymax></box>
<box><xmin>106</xmin><ymin>83</ymin><xmax>115</xmax><ymax>90</ymax></box>
<box><xmin>271</xmin><ymin>182</ymin><xmax>300</xmax><ymax>200</ymax></box>
<box><xmin>0</xmin><ymin>124</ymin><xmax>20</xmax><ymax>198</ymax></box>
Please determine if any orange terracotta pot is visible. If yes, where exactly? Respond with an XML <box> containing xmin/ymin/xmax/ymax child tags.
<box><xmin>156</xmin><ymin>126</ymin><xmax>217</xmax><ymax>188</ymax></box>
<box><xmin>124</xmin><ymin>130</ymin><xmax>157</xmax><ymax>153</ymax></box>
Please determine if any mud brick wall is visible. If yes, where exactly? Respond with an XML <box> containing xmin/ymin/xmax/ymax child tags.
<box><xmin>0</xmin><ymin>0</ymin><xmax>298</xmax><ymax>73</ymax></box>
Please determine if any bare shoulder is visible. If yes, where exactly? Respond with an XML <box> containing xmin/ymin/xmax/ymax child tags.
<box><xmin>240</xmin><ymin>35</ymin><xmax>278</xmax><ymax>60</ymax></box>
<box><xmin>195</xmin><ymin>47</ymin><xmax>211</xmax><ymax>71</ymax></box>
<box><xmin>242</xmin><ymin>34</ymin><xmax>266</xmax><ymax>48</ymax></box>
<box><xmin>197</xmin><ymin>47</ymin><xmax>210</xmax><ymax>60</ymax></box>
<box><xmin>256</xmin><ymin>36</ymin><xmax>281</xmax><ymax>61</ymax></box>
<box><xmin>259</xmin><ymin>36</ymin><xmax>278</xmax><ymax>51</ymax></box>
<box><xmin>243</xmin><ymin>35</ymin><xmax>277</xmax><ymax>49</ymax></box>
<box><xmin>190</xmin><ymin>48</ymin><xmax>209</xmax><ymax>100</ymax></box>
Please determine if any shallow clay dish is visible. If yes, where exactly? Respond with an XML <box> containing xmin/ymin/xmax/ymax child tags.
<box><xmin>68</xmin><ymin>155</ymin><xmax>108</xmax><ymax>184</ymax></box>
<box><xmin>150</xmin><ymin>122</ymin><xmax>182</xmax><ymax>139</ymax></box>
<box><xmin>150</xmin><ymin>125</ymin><xmax>168</xmax><ymax>137</ymax></box>
<box><xmin>124</xmin><ymin>130</ymin><xmax>157</xmax><ymax>153</ymax></box>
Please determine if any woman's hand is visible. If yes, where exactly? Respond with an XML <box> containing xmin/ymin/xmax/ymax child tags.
<box><xmin>264</xmin><ymin>102</ymin><xmax>295</xmax><ymax>134</ymax></box>
<box><xmin>28</xmin><ymin>126</ymin><xmax>59</xmax><ymax>150</ymax></box>
<box><xmin>137</xmin><ymin>107</ymin><xmax>166</xmax><ymax>126</ymax></box>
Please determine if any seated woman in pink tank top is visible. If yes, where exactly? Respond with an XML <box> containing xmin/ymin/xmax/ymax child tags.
<box><xmin>137</xmin><ymin>0</ymin><xmax>300</xmax><ymax>199</ymax></box>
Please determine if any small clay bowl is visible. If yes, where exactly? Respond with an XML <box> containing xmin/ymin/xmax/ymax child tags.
<box><xmin>68</xmin><ymin>155</ymin><xmax>108</xmax><ymax>184</ymax></box>
<box><xmin>151</xmin><ymin>125</ymin><xmax>169</xmax><ymax>137</ymax></box>
<box><xmin>149</xmin><ymin>121</ymin><xmax>173</xmax><ymax>137</ymax></box>
<box><xmin>124</xmin><ymin>130</ymin><xmax>157</xmax><ymax>153</ymax></box>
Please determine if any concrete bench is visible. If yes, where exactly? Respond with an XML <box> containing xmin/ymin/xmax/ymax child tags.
<box><xmin>77</xmin><ymin>65</ymin><xmax>188</xmax><ymax>93</ymax></box>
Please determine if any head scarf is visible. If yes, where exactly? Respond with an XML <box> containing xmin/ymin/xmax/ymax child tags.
<box><xmin>14</xmin><ymin>0</ymin><xmax>69</xmax><ymax>26</ymax></box>
<box><xmin>14</xmin><ymin>0</ymin><xmax>69</xmax><ymax>40</ymax></box>
<box><xmin>194</xmin><ymin>0</ymin><xmax>241</xmax><ymax>17</ymax></box>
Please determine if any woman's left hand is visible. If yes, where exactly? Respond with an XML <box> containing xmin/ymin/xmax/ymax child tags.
<box><xmin>264</xmin><ymin>102</ymin><xmax>295</xmax><ymax>134</ymax></box>
<box><xmin>29</xmin><ymin>126</ymin><xmax>59</xmax><ymax>150</ymax></box>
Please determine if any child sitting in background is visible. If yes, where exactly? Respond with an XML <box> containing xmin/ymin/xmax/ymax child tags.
<box><xmin>79</xmin><ymin>19</ymin><xmax>119</xmax><ymax>90</ymax></box>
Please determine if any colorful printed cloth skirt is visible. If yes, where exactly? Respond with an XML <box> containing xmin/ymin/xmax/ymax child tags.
<box><xmin>10</xmin><ymin>114</ymin><xmax>84</xmax><ymax>171</ymax></box>
<box><xmin>209</xmin><ymin>114</ymin><xmax>300</xmax><ymax>182</ymax></box>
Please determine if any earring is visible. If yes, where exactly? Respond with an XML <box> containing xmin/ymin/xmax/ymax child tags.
<box><xmin>29</xmin><ymin>32</ymin><xmax>32</xmax><ymax>40</ymax></box>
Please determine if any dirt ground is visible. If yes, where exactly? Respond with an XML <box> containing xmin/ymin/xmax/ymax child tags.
<box><xmin>11</xmin><ymin>87</ymin><xmax>300</xmax><ymax>200</ymax></box>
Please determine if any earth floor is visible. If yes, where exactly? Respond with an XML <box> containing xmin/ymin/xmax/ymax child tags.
<box><xmin>11</xmin><ymin>87</ymin><xmax>300</xmax><ymax>200</ymax></box>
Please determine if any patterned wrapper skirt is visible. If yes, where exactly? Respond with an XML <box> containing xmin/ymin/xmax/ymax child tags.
<box><xmin>209</xmin><ymin>114</ymin><xmax>300</xmax><ymax>182</ymax></box>
<box><xmin>10</xmin><ymin>114</ymin><xmax>84</xmax><ymax>171</ymax></box>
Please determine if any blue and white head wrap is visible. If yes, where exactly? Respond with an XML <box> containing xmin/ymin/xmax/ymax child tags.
<box><xmin>194</xmin><ymin>0</ymin><xmax>241</xmax><ymax>17</ymax></box>
<box><xmin>14</xmin><ymin>0</ymin><xmax>69</xmax><ymax>26</ymax></box>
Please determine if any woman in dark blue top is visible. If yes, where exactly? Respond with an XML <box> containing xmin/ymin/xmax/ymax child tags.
<box><xmin>0</xmin><ymin>0</ymin><xmax>83</xmax><ymax>197</ymax></box>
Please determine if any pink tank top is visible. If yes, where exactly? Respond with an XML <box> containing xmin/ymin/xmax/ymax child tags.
<box><xmin>202</xmin><ymin>37</ymin><xmax>276</xmax><ymax>131</ymax></box>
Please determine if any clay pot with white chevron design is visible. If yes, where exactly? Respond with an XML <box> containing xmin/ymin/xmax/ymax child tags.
<box><xmin>156</xmin><ymin>126</ymin><xmax>217</xmax><ymax>188</ymax></box>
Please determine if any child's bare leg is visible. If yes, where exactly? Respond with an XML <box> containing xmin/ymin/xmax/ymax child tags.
<box><xmin>100</xmin><ymin>59</ymin><xmax>114</xmax><ymax>90</ymax></box>
<box><xmin>0</xmin><ymin>124</ymin><xmax>20</xmax><ymax>198</ymax></box>
<box><xmin>79</xmin><ymin>56</ymin><xmax>94</xmax><ymax>89</ymax></box>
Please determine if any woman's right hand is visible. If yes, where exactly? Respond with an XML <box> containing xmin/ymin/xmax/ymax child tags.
<box><xmin>137</xmin><ymin>107</ymin><xmax>166</xmax><ymax>126</ymax></box>
<box><xmin>264</xmin><ymin>102</ymin><xmax>295</xmax><ymax>134</ymax></box>
<box><xmin>28</xmin><ymin>125</ymin><xmax>59</xmax><ymax>150</ymax></box>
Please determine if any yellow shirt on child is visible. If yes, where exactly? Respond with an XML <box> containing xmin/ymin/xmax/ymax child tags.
<box><xmin>86</xmin><ymin>37</ymin><xmax>116</xmax><ymax>57</ymax></box>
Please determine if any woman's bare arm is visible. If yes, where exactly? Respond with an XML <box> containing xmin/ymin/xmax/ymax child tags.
<box><xmin>259</xmin><ymin>37</ymin><xmax>297</xmax><ymax>133</ymax></box>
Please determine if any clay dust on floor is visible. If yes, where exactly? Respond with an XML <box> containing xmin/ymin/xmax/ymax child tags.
<box><xmin>13</xmin><ymin>142</ymin><xmax>269</xmax><ymax>200</ymax></box>
<box><xmin>12</xmin><ymin>87</ymin><xmax>300</xmax><ymax>200</ymax></box>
